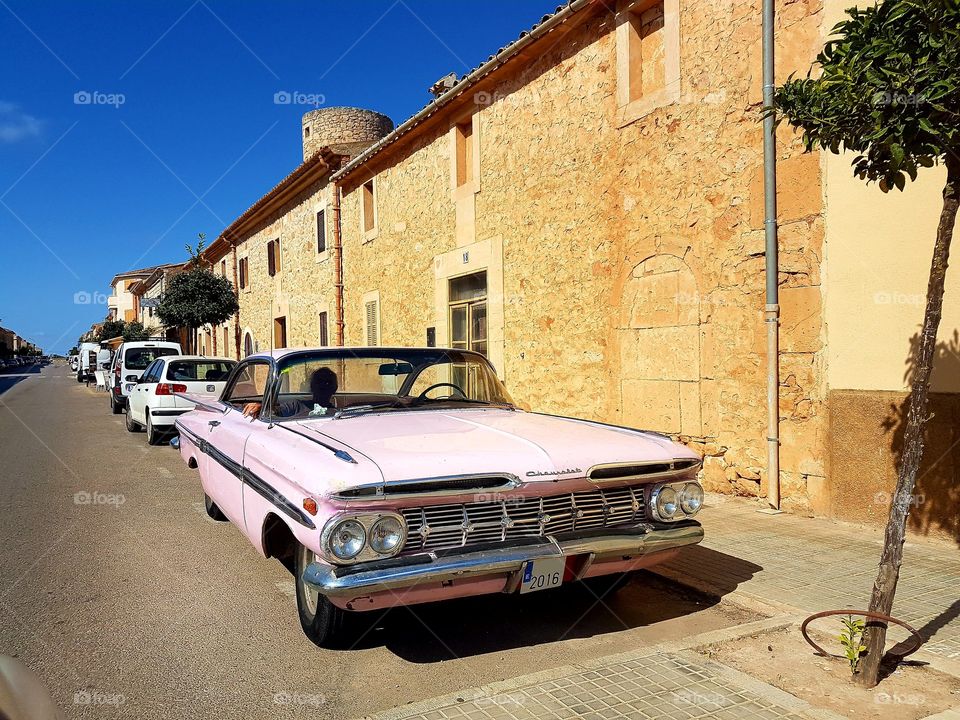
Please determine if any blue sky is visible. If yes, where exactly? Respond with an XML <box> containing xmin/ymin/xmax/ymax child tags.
<box><xmin>0</xmin><ymin>0</ymin><xmax>558</xmax><ymax>354</ymax></box>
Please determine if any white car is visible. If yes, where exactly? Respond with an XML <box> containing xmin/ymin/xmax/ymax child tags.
<box><xmin>126</xmin><ymin>355</ymin><xmax>236</xmax><ymax>444</ymax></box>
<box><xmin>108</xmin><ymin>340</ymin><xmax>182</xmax><ymax>414</ymax></box>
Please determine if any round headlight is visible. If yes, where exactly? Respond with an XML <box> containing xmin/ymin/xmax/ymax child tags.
<box><xmin>330</xmin><ymin>519</ymin><xmax>366</xmax><ymax>560</ymax></box>
<box><xmin>369</xmin><ymin>516</ymin><xmax>405</xmax><ymax>555</ymax></box>
<box><xmin>679</xmin><ymin>483</ymin><xmax>704</xmax><ymax>515</ymax></box>
<box><xmin>655</xmin><ymin>486</ymin><xmax>679</xmax><ymax>520</ymax></box>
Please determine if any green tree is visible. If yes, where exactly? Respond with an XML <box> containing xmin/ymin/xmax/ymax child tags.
<box><xmin>774</xmin><ymin>0</ymin><xmax>960</xmax><ymax>687</ymax></box>
<box><xmin>156</xmin><ymin>268</ymin><xmax>238</xmax><ymax>354</ymax></box>
<box><xmin>96</xmin><ymin>319</ymin><xmax>126</xmax><ymax>342</ymax></box>
<box><xmin>122</xmin><ymin>321</ymin><xmax>155</xmax><ymax>341</ymax></box>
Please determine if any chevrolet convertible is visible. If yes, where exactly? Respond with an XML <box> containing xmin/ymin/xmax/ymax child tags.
<box><xmin>175</xmin><ymin>347</ymin><xmax>704</xmax><ymax>647</ymax></box>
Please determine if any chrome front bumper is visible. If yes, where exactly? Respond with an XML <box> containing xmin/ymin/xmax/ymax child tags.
<box><xmin>303</xmin><ymin>522</ymin><xmax>703</xmax><ymax>598</ymax></box>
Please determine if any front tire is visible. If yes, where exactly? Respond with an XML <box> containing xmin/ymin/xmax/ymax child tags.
<box><xmin>125</xmin><ymin>407</ymin><xmax>141</xmax><ymax>433</ymax></box>
<box><xmin>110</xmin><ymin>394</ymin><xmax>122</xmax><ymax>414</ymax></box>
<box><xmin>295</xmin><ymin>543</ymin><xmax>351</xmax><ymax>648</ymax></box>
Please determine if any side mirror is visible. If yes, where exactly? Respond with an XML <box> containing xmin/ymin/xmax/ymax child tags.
<box><xmin>125</xmin><ymin>374</ymin><xmax>139</xmax><ymax>382</ymax></box>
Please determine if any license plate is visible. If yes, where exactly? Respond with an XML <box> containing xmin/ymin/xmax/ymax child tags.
<box><xmin>519</xmin><ymin>557</ymin><xmax>565</xmax><ymax>594</ymax></box>
<box><xmin>125</xmin><ymin>383</ymin><xmax>135</xmax><ymax>392</ymax></box>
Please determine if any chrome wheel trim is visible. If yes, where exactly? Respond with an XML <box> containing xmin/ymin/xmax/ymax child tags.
<box><xmin>299</xmin><ymin>545</ymin><xmax>319</xmax><ymax>616</ymax></box>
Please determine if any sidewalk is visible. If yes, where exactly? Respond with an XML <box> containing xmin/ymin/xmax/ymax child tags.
<box><xmin>356</xmin><ymin>495</ymin><xmax>960</xmax><ymax>720</ymax></box>
<box><xmin>655</xmin><ymin>494</ymin><xmax>960</xmax><ymax>660</ymax></box>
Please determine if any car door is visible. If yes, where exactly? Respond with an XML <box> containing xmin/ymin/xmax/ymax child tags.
<box><xmin>129</xmin><ymin>360</ymin><xmax>159</xmax><ymax>423</ymax></box>
<box><xmin>200</xmin><ymin>359</ymin><xmax>272</xmax><ymax>527</ymax></box>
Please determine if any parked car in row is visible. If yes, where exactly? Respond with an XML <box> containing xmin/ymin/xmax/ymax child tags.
<box><xmin>125</xmin><ymin>355</ymin><xmax>235</xmax><ymax>444</ymax></box>
<box><xmin>107</xmin><ymin>340</ymin><xmax>182</xmax><ymax>413</ymax></box>
<box><xmin>174</xmin><ymin>347</ymin><xmax>705</xmax><ymax>647</ymax></box>
<box><xmin>76</xmin><ymin>342</ymin><xmax>100</xmax><ymax>383</ymax></box>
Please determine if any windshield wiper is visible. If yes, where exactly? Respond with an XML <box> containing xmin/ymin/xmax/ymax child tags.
<box><xmin>410</xmin><ymin>397</ymin><xmax>515</xmax><ymax>409</ymax></box>
<box><xmin>333</xmin><ymin>402</ymin><xmax>403</xmax><ymax>419</ymax></box>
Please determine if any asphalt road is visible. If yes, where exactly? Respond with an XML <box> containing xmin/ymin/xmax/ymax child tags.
<box><xmin>0</xmin><ymin>363</ymin><xmax>751</xmax><ymax>719</ymax></box>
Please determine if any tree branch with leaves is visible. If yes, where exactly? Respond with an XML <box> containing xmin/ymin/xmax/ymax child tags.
<box><xmin>773</xmin><ymin>0</ymin><xmax>959</xmax><ymax>687</ymax></box>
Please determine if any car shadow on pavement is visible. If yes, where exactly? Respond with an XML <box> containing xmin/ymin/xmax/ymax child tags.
<box><xmin>341</xmin><ymin>566</ymin><xmax>751</xmax><ymax>662</ymax></box>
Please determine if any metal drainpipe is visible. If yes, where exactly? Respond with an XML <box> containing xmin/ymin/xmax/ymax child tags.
<box><xmin>230</xmin><ymin>242</ymin><xmax>241</xmax><ymax>359</ymax></box>
<box><xmin>331</xmin><ymin>180</ymin><xmax>345</xmax><ymax>346</ymax></box>
<box><xmin>762</xmin><ymin>0</ymin><xmax>781</xmax><ymax>510</ymax></box>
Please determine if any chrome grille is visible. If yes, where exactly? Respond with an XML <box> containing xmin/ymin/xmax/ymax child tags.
<box><xmin>400</xmin><ymin>486</ymin><xmax>645</xmax><ymax>554</ymax></box>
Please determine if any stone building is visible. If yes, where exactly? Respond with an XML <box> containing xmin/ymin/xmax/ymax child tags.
<box><xmin>198</xmin><ymin>0</ymin><xmax>959</xmax><ymax>539</ymax></box>
<box><xmin>201</xmin><ymin>107</ymin><xmax>394</xmax><ymax>361</ymax></box>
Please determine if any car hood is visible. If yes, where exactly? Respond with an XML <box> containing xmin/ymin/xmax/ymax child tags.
<box><xmin>294</xmin><ymin>409</ymin><xmax>696</xmax><ymax>488</ymax></box>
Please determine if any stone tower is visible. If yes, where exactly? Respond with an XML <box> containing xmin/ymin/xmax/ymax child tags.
<box><xmin>301</xmin><ymin>107</ymin><xmax>394</xmax><ymax>161</ymax></box>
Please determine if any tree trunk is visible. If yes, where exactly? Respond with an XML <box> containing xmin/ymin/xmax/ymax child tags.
<box><xmin>856</xmin><ymin>155</ymin><xmax>960</xmax><ymax>687</ymax></box>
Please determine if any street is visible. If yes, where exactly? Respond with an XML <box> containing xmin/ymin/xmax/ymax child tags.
<box><xmin>0</xmin><ymin>363</ymin><xmax>750</xmax><ymax>719</ymax></box>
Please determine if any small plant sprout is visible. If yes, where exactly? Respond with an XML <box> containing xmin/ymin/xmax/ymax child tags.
<box><xmin>839</xmin><ymin>615</ymin><xmax>867</xmax><ymax>675</ymax></box>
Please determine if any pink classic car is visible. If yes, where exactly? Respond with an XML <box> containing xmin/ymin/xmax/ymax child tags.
<box><xmin>175</xmin><ymin>347</ymin><xmax>704</xmax><ymax>647</ymax></box>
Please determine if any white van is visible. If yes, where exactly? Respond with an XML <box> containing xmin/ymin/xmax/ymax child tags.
<box><xmin>76</xmin><ymin>342</ymin><xmax>101</xmax><ymax>383</ymax></box>
<box><xmin>107</xmin><ymin>340</ymin><xmax>182</xmax><ymax>413</ymax></box>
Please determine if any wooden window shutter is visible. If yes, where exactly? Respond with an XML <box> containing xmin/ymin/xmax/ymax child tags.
<box><xmin>267</xmin><ymin>241</ymin><xmax>276</xmax><ymax>276</ymax></box>
<box><xmin>365</xmin><ymin>300</ymin><xmax>379</xmax><ymax>346</ymax></box>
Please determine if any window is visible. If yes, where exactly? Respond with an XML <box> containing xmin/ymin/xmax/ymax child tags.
<box><xmin>365</xmin><ymin>300</ymin><xmax>379</xmax><ymax>346</ymax></box>
<box><xmin>225</xmin><ymin>361</ymin><xmax>270</xmax><ymax>406</ymax></box>
<box><xmin>220</xmin><ymin>260</ymin><xmax>226</xmax><ymax>277</ymax></box>
<box><xmin>449</xmin><ymin>271</ymin><xmax>488</xmax><ymax>357</ymax></box>
<box><xmin>166</xmin><ymin>360</ymin><xmax>235</xmax><ymax>382</ymax></box>
<box><xmin>455</xmin><ymin>118</ymin><xmax>474</xmax><ymax>187</ymax></box>
<box><xmin>239</xmin><ymin>257</ymin><xmax>248</xmax><ymax>289</ymax></box>
<box><xmin>318</xmin><ymin>311</ymin><xmax>329</xmax><ymax>347</ymax></box>
<box><xmin>223</xmin><ymin>327</ymin><xmax>229</xmax><ymax>356</ymax></box>
<box><xmin>616</xmin><ymin>0</ymin><xmax>679</xmax><ymax>122</ymax></box>
<box><xmin>267</xmin><ymin>238</ymin><xmax>281</xmax><ymax>276</ymax></box>
<box><xmin>141</xmin><ymin>360</ymin><xmax>162</xmax><ymax>384</ymax></box>
<box><xmin>316</xmin><ymin>210</ymin><xmax>326</xmax><ymax>253</ymax></box>
<box><xmin>304</xmin><ymin>126</ymin><xmax>310</xmax><ymax>138</ymax></box>
<box><xmin>627</xmin><ymin>1</ymin><xmax>664</xmax><ymax>102</ymax></box>
<box><xmin>362</xmin><ymin>180</ymin><xmax>376</xmax><ymax>234</ymax></box>
<box><xmin>274</xmin><ymin>316</ymin><xmax>287</xmax><ymax>349</ymax></box>
<box><xmin>124</xmin><ymin>346</ymin><xmax>179</xmax><ymax>370</ymax></box>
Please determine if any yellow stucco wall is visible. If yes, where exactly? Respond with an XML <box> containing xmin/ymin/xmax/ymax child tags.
<box><xmin>822</xmin><ymin>1</ymin><xmax>960</xmax><ymax>395</ymax></box>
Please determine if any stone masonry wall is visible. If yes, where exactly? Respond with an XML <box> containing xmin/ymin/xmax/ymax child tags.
<box><xmin>235</xmin><ymin>176</ymin><xmax>339</xmax><ymax>355</ymax></box>
<box><xmin>335</xmin><ymin>1</ymin><xmax>827</xmax><ymax>512</ymax></box>
<box><xmin>302</xmin><ymin>107</ymin><xmax>394</xmax><ymax>161</ymax></box>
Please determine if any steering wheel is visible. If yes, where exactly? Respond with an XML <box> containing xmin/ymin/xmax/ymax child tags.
<box><xmin>416</xmin><ymin>382</ymin><xmax>468</xmax><ymax>402</ymax></box>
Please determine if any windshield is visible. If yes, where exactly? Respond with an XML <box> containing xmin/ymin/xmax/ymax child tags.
<box><xmin>269</xmin><ymin>349</ymin><xmax>514</xmax><ymax>421</ymax></box>
<box><xmin>166</xmin><ymin>360</ymin><xmax>234</xmax><ymax>382</ymax></box>
<box><xmin>124</xmin><ymin>346</ymin><xmax>179</xmax><ymax>370</ymax></box>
